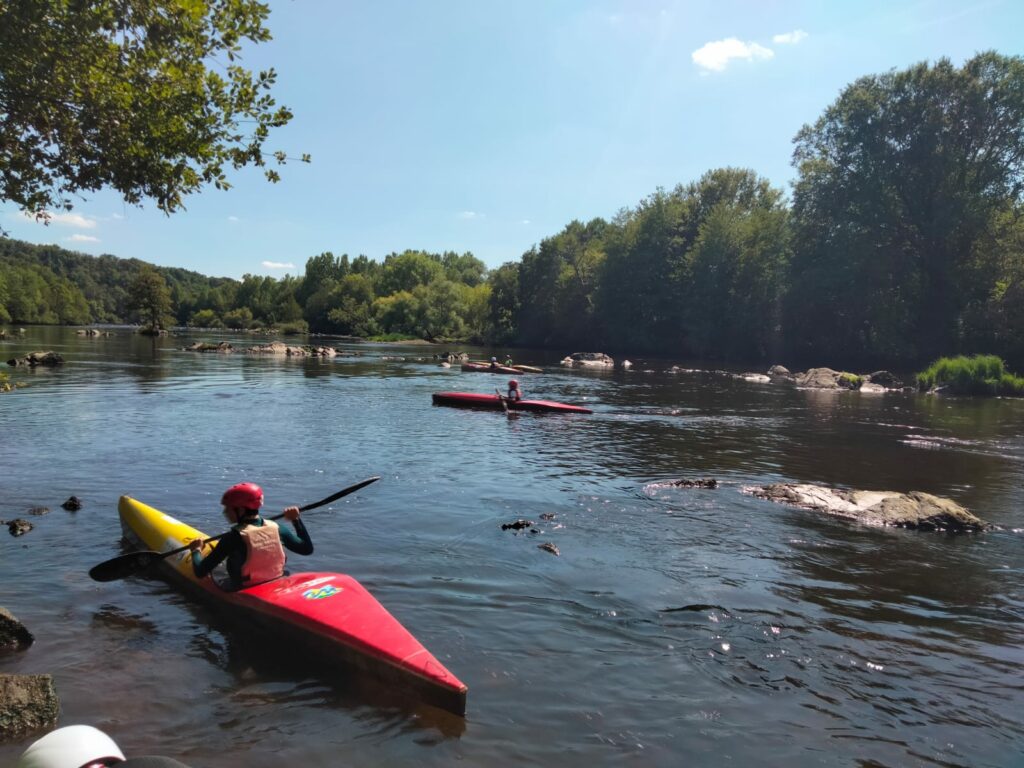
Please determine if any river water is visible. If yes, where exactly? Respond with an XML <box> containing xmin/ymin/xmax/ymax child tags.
<box><xmin>1</xmin><ymin>328</ymin><xmax>1022</xmax><ymax>767</ymax></box>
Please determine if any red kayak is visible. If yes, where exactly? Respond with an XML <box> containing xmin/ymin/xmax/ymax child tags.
<box><xmin>119</xmin><ymin>495</ymin><xmax>468</xmax><ymax>716</ymax></box>
<box><xmin>432</xmin><ymin>391</ymin><xmax>593</xmax><ymax>414</ymax></box>
<box><xmin>460</xmin><ymin>362</ymin><xmax>521</xmax><ymax>374</ymax></box>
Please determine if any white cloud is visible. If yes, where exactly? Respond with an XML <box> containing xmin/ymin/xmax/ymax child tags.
<box><xmin>261</xmin><ymin>260</ymin><xmax>295</xmax><ymax>270</ymax></box>
<box><xmin>227</xmin><ymin>215</ymin><xmax>240</xmax><ymax>223</ymax></box>
<box><xmin>67</xmin><ymin>234</ymin><xmax>100</xmax><ymax>243</ymax></box>
<box><xmin>522</xmin><ymin>219</ymin><xmax>531</xmax><ymax>225</ymax></box>
<box><xmin>25</xmin><ymin>211</ymin><xmax>98</xmax><ymax>229</ymax></box>
<box><xmin>773</xmin><ymin>30</ymin><xmax>808</xmax><ymax>45</ymax></box>
<box><xmin>692</xmin><ymin>38</ymin><xmax>774</xmax><ymax>73</ymax></box>
<box><xmin>458</xmin><ymin>210</ymin><xmax>480</xmax><ymax>220</ymax></box>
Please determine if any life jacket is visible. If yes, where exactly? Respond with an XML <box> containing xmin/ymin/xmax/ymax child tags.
<box><xmin>238</xmin><ymin>518</ymin><xmax>286</xmax><ymax>586</ymax></box>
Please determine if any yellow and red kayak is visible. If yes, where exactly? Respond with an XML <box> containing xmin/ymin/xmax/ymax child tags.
<box><xmin>118</xmin><ymin>495</ymin><xmax>467</xmax><ymax>716</ymax></box>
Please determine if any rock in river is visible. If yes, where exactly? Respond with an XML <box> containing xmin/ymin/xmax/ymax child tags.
<box><xmin>0</xmin><ymin>608</ymin><xmax>34</xmax><ymax>652</ymax></box>
<box><xmin>746</xmin><ymin>483</ymin><xmax>990</xmax><ymax>532</ymax></box>
<box><xmin>6</xmin><ymin>351</ymin><xmax>64</xmax><ymax>367</ymax></box>
<box><xmin>8</xmin><ymin>519</ymin><xmax>33</xmax><ymax>536</ymax></box>
<box><xmin>0</xmin><ymin>674</ymin><xmax>59</xmax><ymax>738</ymax></box>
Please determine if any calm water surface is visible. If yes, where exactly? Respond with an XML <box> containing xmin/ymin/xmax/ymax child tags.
<box><xmin>1</xmin><ymin>328</ymin><xmax>1022</xmax><ymax>767</ymax></box>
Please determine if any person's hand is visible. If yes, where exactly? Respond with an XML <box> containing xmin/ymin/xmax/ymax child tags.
<box><xmin>188</xmin><ymin>538</ymin><xmax>205</xmax><ymax>553</ymax></box>
<box><xmin>282</xmin><ymin>505</ymin><xmax>301</xmax><ymax>522</ymax></box>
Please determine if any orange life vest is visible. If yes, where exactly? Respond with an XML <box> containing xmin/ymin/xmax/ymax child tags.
<box><xmin>238</xmin><ymin>519</ymin><xmax>286</xmax><ymax>586</ymax></box>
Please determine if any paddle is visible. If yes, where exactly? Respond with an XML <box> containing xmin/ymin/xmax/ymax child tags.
<box><xmin>496</xmin><ymin>387</ymin><xmax>510</xmax><ymax>416</ymax></box>
<box><xmin>88</xmin><ymin>476</ymin><xmax>381</xmax><ymax>582</ymax></box>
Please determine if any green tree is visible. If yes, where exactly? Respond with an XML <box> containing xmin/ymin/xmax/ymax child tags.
<box><xmin>379</xmin><ymin>251</ymin><xmax>444</xmax><ymax>295</ymax></box>
<box><xmin>189</xmin><ymin>308</ymin><xmax>222</xmax><ymax>328</ymax></box>
<box><xmin>442</xmin><ymin>252</ymin><xmax>487</xmax><ymax>286</ymax></box>
<box><xmin>788</xmin><ymin>52</ymin><xmax>1024</xmax><ymax>364</ymax></box>
<box><xmin>487</xmin><ymin>262</ymin><xmax>520</xmax><ymax>344</ymax></box>
<box><xmin>223</xmin><ymin>306</ymin><xmax>254</xmax><ymax>329</ymax></box>
<box><xmin>129</xmin><ymin>267</ymin><xmax>174</xmax><ymax>331</ymax></box>
<box><xmin>0</xmin><ymin>0</ymin><xmax>305</xmax><ymax>220</ymax></box>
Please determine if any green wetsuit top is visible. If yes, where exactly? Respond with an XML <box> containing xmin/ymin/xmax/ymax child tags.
<box><xmin>190</xmin><ymin>516</ymin><xmax>313</xmax><ymax>589</ymax></box>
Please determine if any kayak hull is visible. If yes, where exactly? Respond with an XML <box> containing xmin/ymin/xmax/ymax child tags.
<box><xmin>117</xmin><ymin>495</ymin><xmax>467</xmax><ymax>716</ymax></box>
<box><xmin>432</xmin><ymin>391</ymin><xmax>593</xmax><ymax>414</ymax></box>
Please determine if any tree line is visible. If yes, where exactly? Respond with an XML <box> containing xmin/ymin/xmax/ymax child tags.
<box><xmin>2</xmin><ymin>52</ymin><xmax>1023</xmax><ymax>368</ymax></box>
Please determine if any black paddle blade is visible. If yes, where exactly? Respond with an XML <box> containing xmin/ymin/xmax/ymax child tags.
<box><xmin>88</xmin><ymin>550</ymin><xmax>161</xmax><ymax>582</ymax></box>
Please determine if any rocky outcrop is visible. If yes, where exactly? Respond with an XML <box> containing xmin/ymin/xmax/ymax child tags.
<box><xmin>746</xmin><ymin>483</ymin><xmax>990</xmax><ymax>532</ymax></box>
<box><xmin>793</xmin><ymin>368</ymin><xmax>862</xmax><ymax>390</ymax></box>
<box><xmin>867</xmin><ymin>370</ymin><xmax>904</xmax><ymax>388</ymax></box>
<box><xmin>0</xmin><ymin>608</ymin><xmax>34</xmax><ymax>652</ymax></box>
<box><xmin>560</xmin><ymin>352</ymin><xmax>614</xmax><ymax>368</ymax></box>
<box><xmin>0</xmin><ymin>674</ymin><xmax>59</xmax><ymax>738</ymax></box>
<box><xmin>75</xmin><ymin>329</ymin><xmax>109</xmax><ymax>337</ymax></box>
<box><xmin>183</xmin><ymin>341</ymin><xmax>234</xmax><ymax>353</ymax></box>
<box><xmin>767</xmin><ymin>364</ymin><xmax>791</xmax><ymax>376</ymax></box>
<box><xmin>247</xmin><ymin>342</ymin><xmax>337</xmax><ymax>357</ymax></box>
<box><xmin>6</xmin><ymin>351</ymin><xmax>64</xmax><ymax>367</ymax></box>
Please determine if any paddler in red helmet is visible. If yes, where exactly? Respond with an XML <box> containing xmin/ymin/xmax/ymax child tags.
<box><xmin>507</xmin><ymin>379</ymin><xmax>522</xmax><ymax>401</ymax></box>
<box><xmin>188</xmin><ymin>482</ymin><xmax>313</xmax><ymax>590</ymax></box>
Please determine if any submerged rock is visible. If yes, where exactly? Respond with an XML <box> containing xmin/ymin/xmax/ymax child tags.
<box><xmin>501</xmin><ymin>519</ymin><xmax>535</xmax><ymax>531</ymax></box>
<box><xmin>183</xmin><ymin>341</ymin><xmax>233</xmax><ymax>353</ymax></box>
<box><xmin>746</xmin><ymin>483</ymin><xmax>989</xmax><ymax>532</ymax></box>
<box><xmin>0</xmin><ymin>674</ymin><xmax>59</xmax><ymax>738</ymax></box>
<box><xmin>8</xmin><ymin>519</ymin><xmax>33</xmax><ymax>536</ymax></box>
<box><xmin>26</xmin><ymin>507</ymin><xmax>48</xmax><ymax>516</ymax></box>
<box><xmin>0</xmin><ymin>608</ymin><xmax>34</xmax><ymax>652</ymax></box>
<box><xmin>6</xmin><ymin>351</ymin><xmax>64</xmax><ymax>367</ymax></box>
<box><xmin>61</xmin><ymin>496</ymin><xmax>83</xmax><ymax>511</ymax></box>
<box><xmin>561</xmin><ymin>352</ymin><xmax>614</xmax><ymax>368</ymax></box>
<box><xmin>538</xmin><ymin>542</ymin><xmax>560</xmax><ymax>556</ymax></box>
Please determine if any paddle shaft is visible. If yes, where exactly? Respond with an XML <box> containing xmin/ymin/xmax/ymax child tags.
<box><xmin>496</xmin><ymin>387</ymin><xmax>510</xmax><ymax>415</ymax></box>
<box><xmin>163</xmin><ymin>475</ymin><xmax>381</xmax><ymax>557</ymax></box>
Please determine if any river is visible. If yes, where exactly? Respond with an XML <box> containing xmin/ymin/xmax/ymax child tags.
<box><xmin>1</xmin><ymin>327</ymin><xmax>1022</xmax><ymax>767</ymax></box>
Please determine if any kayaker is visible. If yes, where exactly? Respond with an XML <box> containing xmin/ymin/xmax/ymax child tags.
<box><xmin>188</xmin><ymin>481</ymin><xmax>313</xmax><ymax>590</ymax></box>
<box><xmin>507</xmin><ymin>379</ymin><xmax>522</xmax><ymax>401</ymax></box>
<box><xmin>18</xmin><ymin>724</ymin><xmax>193</xmax><ymax>767</ymax></box>
<box><xmin>489</xmin><ymin>356</ymin><xmax>499</xmax><ymax>370</ymax></box>
<box><xmin>504</xmin><ymin>356</ymin><xmax>514</xmax><ymax>366</ymax></box>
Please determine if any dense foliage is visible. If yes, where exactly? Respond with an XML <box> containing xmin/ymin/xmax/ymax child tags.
<box><xmin>3</xmin><ymin>52</ymin><xmax>1024</xmax><ymax>369</ymax></box>
<box><xmin>0</xmin><ymin>0</ymin><xmax>303</xmax><ymax>220</ymax></box>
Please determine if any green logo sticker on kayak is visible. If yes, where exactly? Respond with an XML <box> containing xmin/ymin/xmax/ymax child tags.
<box><xmin>303</xmin><ymin>585</ymin><xmax>341</xmax><ymax>600</ymax></box>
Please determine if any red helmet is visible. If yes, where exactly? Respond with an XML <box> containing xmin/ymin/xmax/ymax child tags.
<box><xmin>509</xmin><ymin>379</ymin><xmax>519</xmax><ymax>388</ymax></box>
<box><xmin>222</xmin><ymin>482</ymin><xmax>263</xmax><ymax>510</ymax></box>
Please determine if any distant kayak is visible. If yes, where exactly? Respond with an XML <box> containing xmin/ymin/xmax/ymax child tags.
<box><xmin>461</xmin><ymin>362</ymin><xmax>521</xmax><ymax>374</ymax></box>
<box><xmin>117</xmin><ymin>495</ymin><xmax>468</xmax><ymax>716</ymax></box>
<box><xmin>433</xmin><ymin>391</ymin><xmax>593</xmax><ymax>414</ymax></box>
<box><xmin>467</xmin><ymin>361</ymin><xmax>543</xmax><ymax>374</ymax></box>
<box><xmin>511</xmin><ymin>364</ymin><xmax>543</xmax><ymax>373</ymax></box>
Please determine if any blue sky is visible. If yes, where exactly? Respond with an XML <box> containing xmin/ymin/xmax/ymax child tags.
<box><xmin>3</xmin><ymin>0</ymin><xmax>1023</xmax><ymax>279</ymax></box>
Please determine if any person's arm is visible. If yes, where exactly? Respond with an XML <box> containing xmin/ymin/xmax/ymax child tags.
<box><xmin>190</xmin><ymin>530</ymin><xmax>240</xmax><ymax>578</ymax></box>
<box><xmin>279</xmin><ymin>507</ymin><xmax>314</xmax><ymax>555</ymax></box>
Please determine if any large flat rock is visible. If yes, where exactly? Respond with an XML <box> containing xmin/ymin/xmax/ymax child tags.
<box><xmin>746</xmin><ymin>483</ymin><xmax>990</xmax><ymax>532</ymax></box>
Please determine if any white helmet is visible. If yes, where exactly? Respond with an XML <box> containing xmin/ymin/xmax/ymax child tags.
<box><xmin>19</xmin><ymin>725</ymin><xmax>125</xmax><ymax>768</ymax></box>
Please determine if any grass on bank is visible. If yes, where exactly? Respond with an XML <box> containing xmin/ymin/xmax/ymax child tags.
<box><xmin>916</xmin><ymin>355</ymin><xmax>1024</xmax><ymax>396</ymax></box>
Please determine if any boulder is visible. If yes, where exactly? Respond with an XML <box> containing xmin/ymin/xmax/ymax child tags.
<box><xmin>794</xmin><ymin>368</ymin><xmax>862</xmax><ymax>390</ymax></box>
<box><xmin>561</xmin><ymin>352</ymin><xmax>614</xmax><ymax>368</ymax></box>
<box><xmin>746</xmin><ymin>483</ymin><xmax>989</xmax><ymax>532</ymax></box>
<box><xmin>767</xmin><ymin>364</ymin><xmax>791</xmax><ymax>376</ymax></box>
<box><xmin>183</xmin><ymin>341</ymin><xmax>233</xmax><ymax>353</ymax></box>
<box><xmin>8</xmin><ymin>519</ymin><xmax>32</xmax><ymax>536</ymax></box>
<box><xmin>867</xmin><ymin>370</ymin><xmax>904</xmax><ymax>388</ymax></box>
<box><xmin>0</xmin><ymin>674</ymin><xmax>59</xmax><ymax>738</ymax></box>
<box><xmin>6</xmin><ymin>351</ymin><xmax>64</xmax><ymax>367</ymax></box>
<box><xmin>61</xmin><ymin>496</ymin><xmax>83</xmax><ymax>511</ymax></box>
<box><xmin>0</xmin><ymin>608</ymin><xmax>34</xmax><ymax>651</ymax></box>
